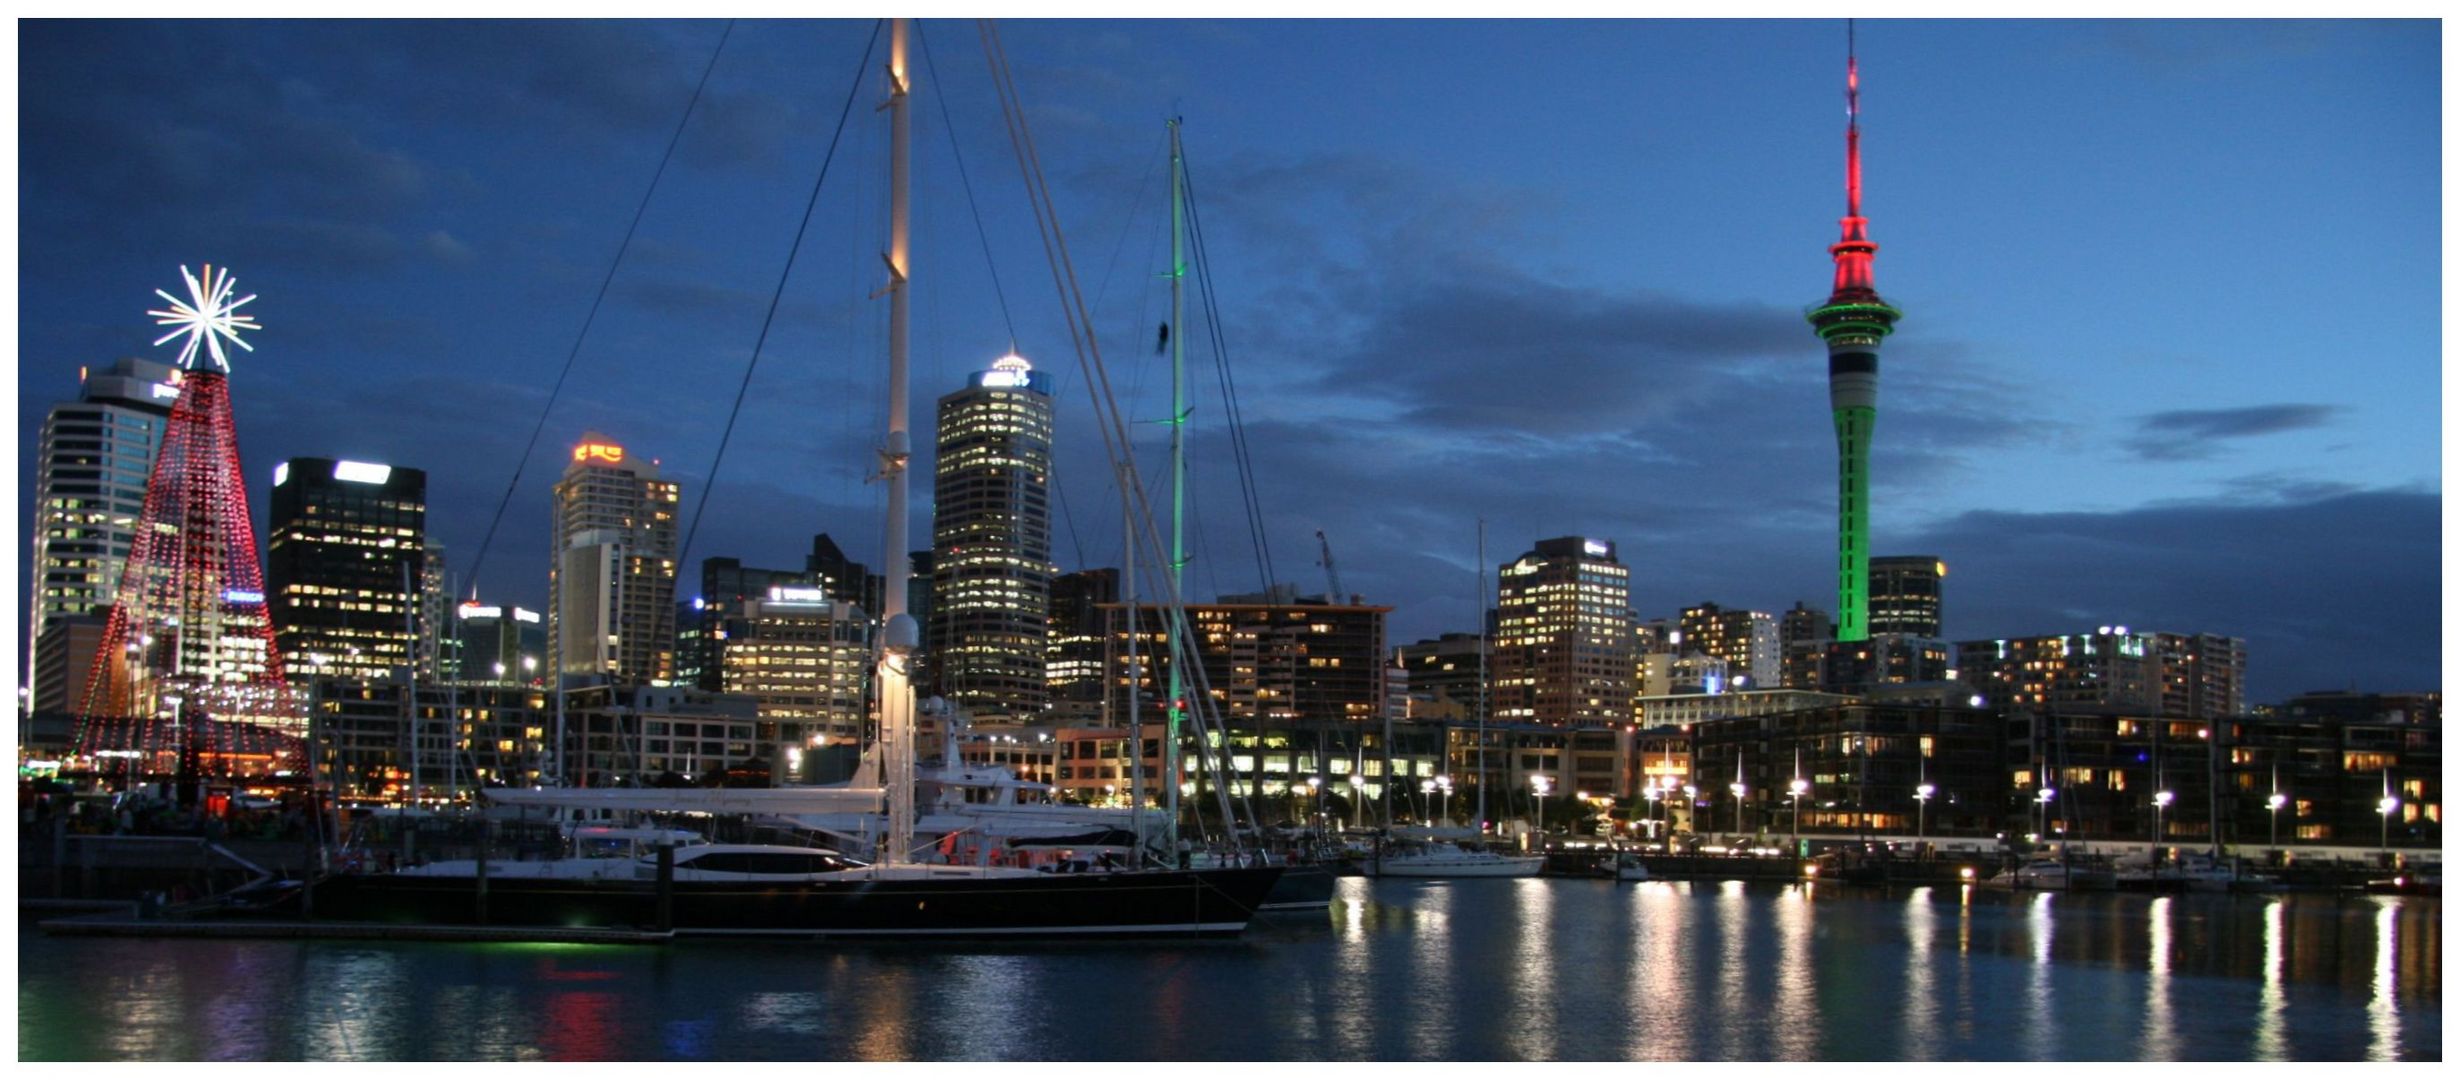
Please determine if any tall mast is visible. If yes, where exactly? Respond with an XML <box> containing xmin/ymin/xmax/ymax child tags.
<box><xmin>1808</xmin><ymin>18</ymin><xmax>1901</xmax><ymax>644</ymax></box>
<box><xmin>1475</xmin><ymin>518</ymin><xmax>1487</xmax><ymax>830</ymax></box>
<box><xmin>1164</xmin><ymin>117</ymin><xmax>1188</xmax><ymax>851</ymax></box>
<box><xmin>877</xmin><ymin>17</ymin><xmax>917</xmax><ymax>866</ymax></box>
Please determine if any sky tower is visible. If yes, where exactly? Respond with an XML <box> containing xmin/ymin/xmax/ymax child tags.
<box><xmin>1808</xmin><ymin>26</ymin><xmax>1901</xmax><ymax>644</ymax></box>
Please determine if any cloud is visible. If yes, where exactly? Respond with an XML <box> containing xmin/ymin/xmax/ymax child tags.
<box><xmin>1905</xmin><ymin>489</ymin><xmax>2438</xmax><ymax>702</ymax></box>
<box><xmin>2125</xmin><ymin>403</ymin><xmax>2341</xmax><ymax>461</ymax></box>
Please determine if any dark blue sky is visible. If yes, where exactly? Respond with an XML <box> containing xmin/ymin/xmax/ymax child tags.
<box><xmin>14</xmin><ymin>19</ymin><xmax>2441</xmax><ymax>704</ymax></box>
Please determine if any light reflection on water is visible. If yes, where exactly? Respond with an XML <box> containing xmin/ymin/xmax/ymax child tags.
<box><xmin>16</xmin><ymin>882</ymin><xmax>2439</xmax><ymax>1061</ymax></box>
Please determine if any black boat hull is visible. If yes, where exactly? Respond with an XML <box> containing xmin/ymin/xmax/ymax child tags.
<box><xmin>289</xmin><ymin>866</ymin><xmax>1284</xmax><ymax>939</ymax></box>
<box><xmin>1258</xmin><ymin>864</ymin><xmax>1337</xmax><ymax>910</ymax></box>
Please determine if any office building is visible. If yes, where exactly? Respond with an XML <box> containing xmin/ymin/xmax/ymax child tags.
<box><xmin>1394</xmin><ymin>632</ymin><xmax>1486</xmax><ymax>723</ymax></box>
<box><xmin>1869</xmin><ymin>555</ymin><xmax>1945</xmax><ymax>637</ymax></box>
<box><xmin>549</xmin><ymin>434</ymin><xmax>680</xmax><ymax>687</ymax></box>
<box><xmin>1045</xmin><ymin>568</ymin><xmax>1120</xmax><ymax>724</ymax></box>
<box><xmin>24</xmin><ymin>357</ymin><xmax>179</xmax><ymax>713</ymax></box>
<box><xmin>927</xmin><ymin>353</ymin><xmax>1055</xmax><ymax>717</ymax></box>
<box><xmin>1492</xmin><ymin>537</ymin><xmax>1635</xmax><ymax>727</ymax></box>
<box><xmin>720</xmin><ymin>587</ymin><xmax>870</xmax><ymax>748</ymax></box>
<box><xmin>1954</xmin><ymin>628</ymin><xmax>2240</xmax><ymax>717</ymax></box>
<box><xmin>679</xmin><ymin>556</ymin><xmax>817</xmax><ymax>692</ymax></box>
<box><xmin>265</xmin><ymin>457</ymin><xmax>429</xmax><ymax>683</ymax></box>
<box><xmin>455</xmin><ymin>601</ymin><xmax>545</xmax><ymax>685</ymax></box>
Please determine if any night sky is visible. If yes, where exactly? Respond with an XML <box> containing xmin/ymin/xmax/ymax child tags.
<box><xmin>13</xmin><ymin>19</ymin><xmax>2441</xmax><ymax>705</ymax></box>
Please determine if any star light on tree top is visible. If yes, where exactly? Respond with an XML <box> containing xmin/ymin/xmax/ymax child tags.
<box><xmin>147</xmin><ymin>263</ymin><xmax>261</xmax><ymax>372</ymax></box>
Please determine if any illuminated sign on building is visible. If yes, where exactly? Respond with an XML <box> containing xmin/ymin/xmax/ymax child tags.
<box><xmin>150</xmin><ymin>382</ymin><xmax>182</xmax><ymax>400</ymax></box>
<box><xmin>514</xmin><ymin>608</ymin><xmax>541</xmax><ymax>624</ymax></box>
<box><xmin>1582</xmin><ymin>539</ymin><xmax>1609</xmax><ymax>557</ymax></box>
<box><xmin>460</xmin><ymin>603</ymin><xmax>503</xmax><ymax>619</ymax></box>
<box><xmin>273</xmin><ymin>462</ymin><xmax>290</xmax><ymax>487</ymax></box>
<box><xmin>768</xmin><ymin>586</ymin><xmax>831</xmax><ymax>605</ymax></box>
<box><xmin>332</xmin><ymin>460</ymin><xmax>392</xmax><ymax>484</ymax></box>
<box><xmin>572</xmin><ymin>442</ymin><xmax>626</xmax><ymax>465</ymax></box>
<box><xmin>978</xmin><ymin>353</ymin><xmax>1034</xmax><ymax>388</ymax></box>
<box><xmin>222</xmin><ymin>589</ymin><xmax>265</xmax><ymax>605</ymax></box>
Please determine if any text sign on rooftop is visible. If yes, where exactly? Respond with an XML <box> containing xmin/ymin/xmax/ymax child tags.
<box><xmin>1583</xmin><ymin>539</ymin><xmax>1609</xmax><ymax>557</ymax></box>
<box><xmin>573</xmin><ymin>443</ymin><xmax>625</xmax><ymax>465</ymax></box>
<box><xmin>333</xmin><ymin>460</ymin><xmax>392</xmax><ymax>485</ymax></box>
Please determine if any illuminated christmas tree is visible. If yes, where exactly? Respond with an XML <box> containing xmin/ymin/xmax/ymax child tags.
<box><xmin>77</xmin><ymin>265</ymin><xmax>307</xmax><ymax>778</ymax></box>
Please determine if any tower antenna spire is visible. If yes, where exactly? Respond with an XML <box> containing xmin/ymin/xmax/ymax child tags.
<box><xmin>1846</xmin><ymin>19</ymin><xmax>1861</xmax><ymax>218</ymax></box>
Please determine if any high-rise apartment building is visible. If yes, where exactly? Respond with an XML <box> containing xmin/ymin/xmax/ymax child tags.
<box><xmin>1492</xmin><ymin>537</ymin><xmax>1635</xmax><ymax>727</ymax></box>
<box><xmin>1778</xmin><ymin>601</ymin><xmax>1834</xmax><ymax>690</ymax></box>
<box><xmin>928</xmin><ymin>353</ymin><xmax>1054</xmax><ymax>717</ymax></box>
<box><xmin>266</xmin><ymin>457</ymin><xmax>429</xmax><ymax>683</ymax></box>
<box><xmin>24</xmin><ymin>358</ymin><xmax>179</xmax><ymax>714</ymax></box>
<box><xmin>1869</xmin><ymin>555</ymin><xmax>1945</xmax><ymax>637</ymax></box>
<box><xmin>1952</xmin><ymin>628</ymin><xmax>2240</xmax><ymax>716</ymax></box>
<box><xmin>1677</xmin><ymin>602</ymin><xmax>1780</xmax><ymax>689</ymax></box>
<box><xmin>549</xmin><ymin>434</ymin><xmax>680</xmax><ymax>687</ymax></box>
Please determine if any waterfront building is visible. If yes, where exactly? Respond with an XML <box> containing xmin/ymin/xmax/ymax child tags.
<box><xmin>313</xmin><ymin>678</ymin><xmax>550</xmax><ymax>797</ymax></box>
<box><xmin>1054</xmin><ymin>721</ymin><xmax>1172</xmax><ymax>805</ymax></box>
<box><xmin>1868</xmin><ymin>555</ymin><xmax>1945</xmax><ymax>637</ymax></box>
<box><xmin>1778</xmin><ymin>601</ymin><xmax>1834</xmax><ymax>690</ymax></box>
<box><xmin>928</xmin><ymin>353</ymin><xmax>1055</xmax><ymax>718</ymax></box>
<box><xmin>1492</xmin><ymin>537</ymin><xmax>1635</xmax><ymax>727</ymax></box>
<box><xmin>1638</xmin><ymin>651</ymin><xmax>1730</xmax><ymax>698</ymax></box>
<box><xmin>548</xmin><ymin>434</ymin><xmax>680</xmax><ymax>687</ymax></box>
<box><xmin>24</xmin><ymin>357</ymin><xmax>178</xmax><ymax>715</ymax></box>
<box><xmin>1635</xmin><ymin>688</ymin><xmax>1850</xmax><ymax>729</ymax></box>
<box><xmin>561</xmin><ymin>683</ymin><xmax>763</xmax><ymax>787</ymax></box>
<box><xmin>454</xmin><ymin>601</ymin><xmax>544</xmax><ymax>685</ymax></box>
<box><xmin>1678</xmin><ymin>602</ymin><xmax>1780</xmax><ymax>689</ymax></box>
<box><xmin>1690</xmin><ymin>701</ymin><xmax>2007</xmax><ymax>838</ymax></box>
<box><xmin>265</xmin><ymin>457</ymin><xmax>429</xmax><ymax>684</ymax></box>
<box><xmin>2220</xmin><ymin>690</ymin><xmax>2440</xmax><ymax>847</ymax></box>
<box><xmin>1807</xmin><ymin>40</ymin><xmax>1902</xmax><ymax>644</ymax></box>
<box><xmin>1106</xmin><ymin>587</ymin><xmax>1389</xmax><ymax>734</ymax></box>
<box><xmin>1044</xmin><ymin>568</ymin><xmax>1120</xmax><ymax>725</ymax></box>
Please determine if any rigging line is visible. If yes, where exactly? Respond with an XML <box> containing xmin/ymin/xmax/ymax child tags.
<box><xmin>464</xmin><ymin>18</ymin><xmax>735</xmax><ymax>595</ymax></box>
<box><xmin>675</xmin><ymin>19</ymin><xmax>884</xmax><ymax>574</ymax></box>
<box><xmin>979</xmin><ymin>20</ymin><xmax>1251</xmax><ymax>837</ymax></box>
<box><xmin>913</xmin><ymin>18</ymin><xmax>1017</xmax><ymax>345</ymax></box>
<box><xmin>1179</xmin><ymin>157</ymin><xmax>1277</xmax><ymax>592</ymax></box>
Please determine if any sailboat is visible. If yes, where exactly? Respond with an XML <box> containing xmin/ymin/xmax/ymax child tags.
<box><xmin>1371</xmin><ymin>522</ymin><xmax>1540</xmax><ymax>880</ymax></box>
<box><xmin>263</xmin><ymin>20</ymin><xmax>1282</xmax><ymax>937</ymax></box>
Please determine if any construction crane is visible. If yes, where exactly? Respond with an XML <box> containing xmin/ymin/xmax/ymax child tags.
<box><xmin>1315</xmin><ymin>529</ymin><xmax>1347</xmax><ymax>603</ymax></box>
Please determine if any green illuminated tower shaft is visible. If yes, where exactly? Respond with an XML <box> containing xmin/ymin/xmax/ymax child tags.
<box><xmin>1808</xmin><ymin>30</ymin><xmax>1899</xmax><ymax>643</ymax></box>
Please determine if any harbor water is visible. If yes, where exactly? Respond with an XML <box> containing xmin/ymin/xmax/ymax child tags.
<box><xmin>17</xmin><ymin>878</ymin><xmax>2440</xmax><ymax>1061</ymax></box>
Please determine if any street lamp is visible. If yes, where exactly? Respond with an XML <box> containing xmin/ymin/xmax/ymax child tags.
<box><xmin>1915</xmin><ymin>783</ymin><xmax>1936</xmax><ymax>841</ymax></box>
<box><xmin>1435</xmin><ymin>774</ymin><xmax>1453</xmax><ymax>825</ymax></box>
<box><xmin>1419</xmin><ymin>778</ymin><xmax>1435</xmax><ymax>825</ymax></box>
<box><xmin>1530</xmin><ymin>773</ymin><xmax>1553</xmax><ymax>850</ymax></box>
<box><xmin>1788</xmin><ymin>778</ymin><xmax>1809</xmax><ymax>847</ymax></box>
<box><xmin>1729</xmin><ymin>780</ymin><xmax>1747</xmax><ymax>838</ymax></box>
<box><xmin>1348</xmin><ymin>773</ymin><xmax>1365</xmax><ymax>829</ymax></box>
<box><xmin>2035</xmin><ymin>787</ymin><xmax>2056</xmax><ymax>846</ymax></box>
<box><xmin>1307</xmin><ymin>775</ymin><xmax>1323</xmax><ymax>834</ymax></box>
<box><xmin>2152</xmin><ymin>789</ymin><xmax>2175</xmax><ymax>865</ymax></box>
<box><xmin>2266</xmin><ymin>791</ymin><xmax>2287</xmax><ymax>847</ymax></box>
<box><xmin>1681</xmin><ymin>784</ymin><xmax>1697</xmax><ymax>845</ymax></box>
<box><xmin>1644</xmin><ymin>783</ymin><xmax>1663</xmax><ymax>842</ymax></box>
<box><xmin>2378</xmin><ymin>793</ymin><xmax>2400</xmax><ymax>853</ymax></box>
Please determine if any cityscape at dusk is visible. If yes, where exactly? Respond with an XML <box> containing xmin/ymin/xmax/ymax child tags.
<box><xmin>12</xmin><ymin>16</ymin><xmax>2442</xmax><ymax>1064</ymax></box>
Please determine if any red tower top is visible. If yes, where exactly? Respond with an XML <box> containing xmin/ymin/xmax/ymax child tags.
<box><xmin>1827</xmin><ymin>29</ymin><xmax>1882</xmax><ymax>305</ymax></box>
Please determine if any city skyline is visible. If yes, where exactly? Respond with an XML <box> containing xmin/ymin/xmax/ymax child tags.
<box><xmin>14</xmin><ymin>19</ymin><xmax>2440</xmax><ymax>704</ymax></box>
